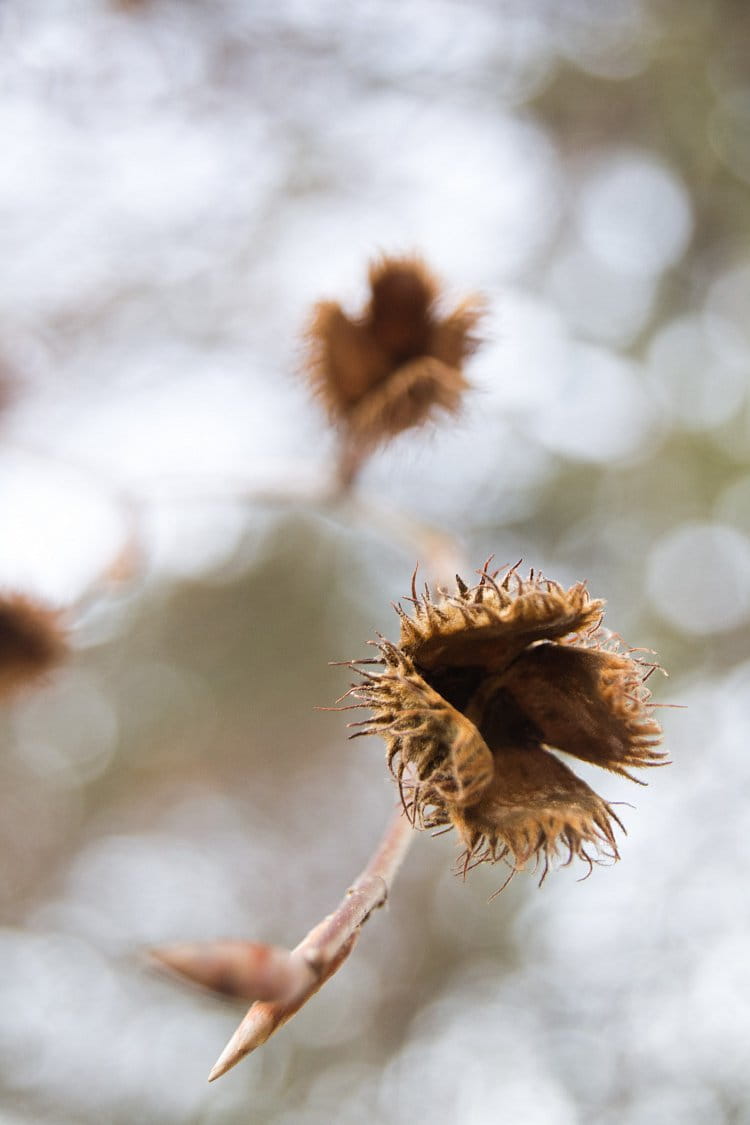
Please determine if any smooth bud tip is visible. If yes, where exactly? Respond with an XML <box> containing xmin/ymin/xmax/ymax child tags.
<box><xmin>208</xmin><ymin>1045</ymin><xmax>239</xmax><ymax>1083</ymax></box>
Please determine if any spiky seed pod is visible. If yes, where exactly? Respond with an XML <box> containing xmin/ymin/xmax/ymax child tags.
<box><xmin>0</xmin><ymin>593</ymin><xmax>67</xmax><ymax>702</ymax></box>
<box><xmin>305</xmin><ymin>255</ymin><xmax>484</xmax><ymax>452</ymax></box>
<box><xmin>346</xmin><ymin>565</ymin><xmax>666</xmax><ymax>886</ymax></box>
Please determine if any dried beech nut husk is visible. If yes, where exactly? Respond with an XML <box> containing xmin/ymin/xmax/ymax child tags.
<box><xmin>0</xmin><ymin>593</ymin><xmax>67</xmax><ymax>702</ymax></box>
<box><xmin>345</xmin><ymin>564</ymin><xmax>666</xmax><ymax>887</ymax></box>
<box><xmin>305</xmin><ymin>255</ymin><xmax>484</xmax><ymax>452</ymax></box>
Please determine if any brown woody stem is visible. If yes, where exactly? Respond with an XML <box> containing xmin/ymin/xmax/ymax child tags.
<box><xmin>207</xmin><ymin>805</ymin><xmax>415</xmax><ymax>1081</ymax></box>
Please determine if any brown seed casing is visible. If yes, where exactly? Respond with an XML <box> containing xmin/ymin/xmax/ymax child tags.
<box><xmin>0</xmin><ymin>593</ymin><xmax>67</xmax><ymax>702</ymax></box>
<box><xmin>305</xmin><ymin>255</ymin><xmax>484</xmax><ymax>451</ymax></box>
<box><xmin>347</xmin><ymin>565</ymin><xmax>666</xmax><ymax>886</ymax></box>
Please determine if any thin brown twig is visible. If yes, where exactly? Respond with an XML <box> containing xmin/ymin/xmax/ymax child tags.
<box><xmin>201</xmin><ymin>518</ymin><xmax>466</xmax><ymax>1080</ymax></box>
<box><xmin>134</xmin><ymin>472</ymin><xmax>467</xmax><ymax>1079</ymax></box>
<box><xmin>207</xmin><ymin>805</ymin><xmax>415</xmax><ymax>1081</ymax></box>
<box><xmin>348</xmin><ymin>494</ymin><xmax>468</xmax><ymax>587</ymax></box>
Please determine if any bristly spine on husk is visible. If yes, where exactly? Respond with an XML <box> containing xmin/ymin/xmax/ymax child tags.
<box><xmin>342</xmin><ymin>563</ymin><xmax>666</xmax><ymax>888</ymax></box>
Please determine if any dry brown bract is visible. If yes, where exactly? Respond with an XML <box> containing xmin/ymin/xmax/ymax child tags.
<box><xmin>0</xmin><ymin>593</ymin><xmax>67</xmax><ymax>701</ymax></box>
<box><xmin>346</xmin><ymin>565</ymin><xmax>666</xmax><ymax>886</ymax></box>
<box><xmin>306</xmin><ymin>255</ymin><xmax>483</xmax><ymax>456</ymax></box>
